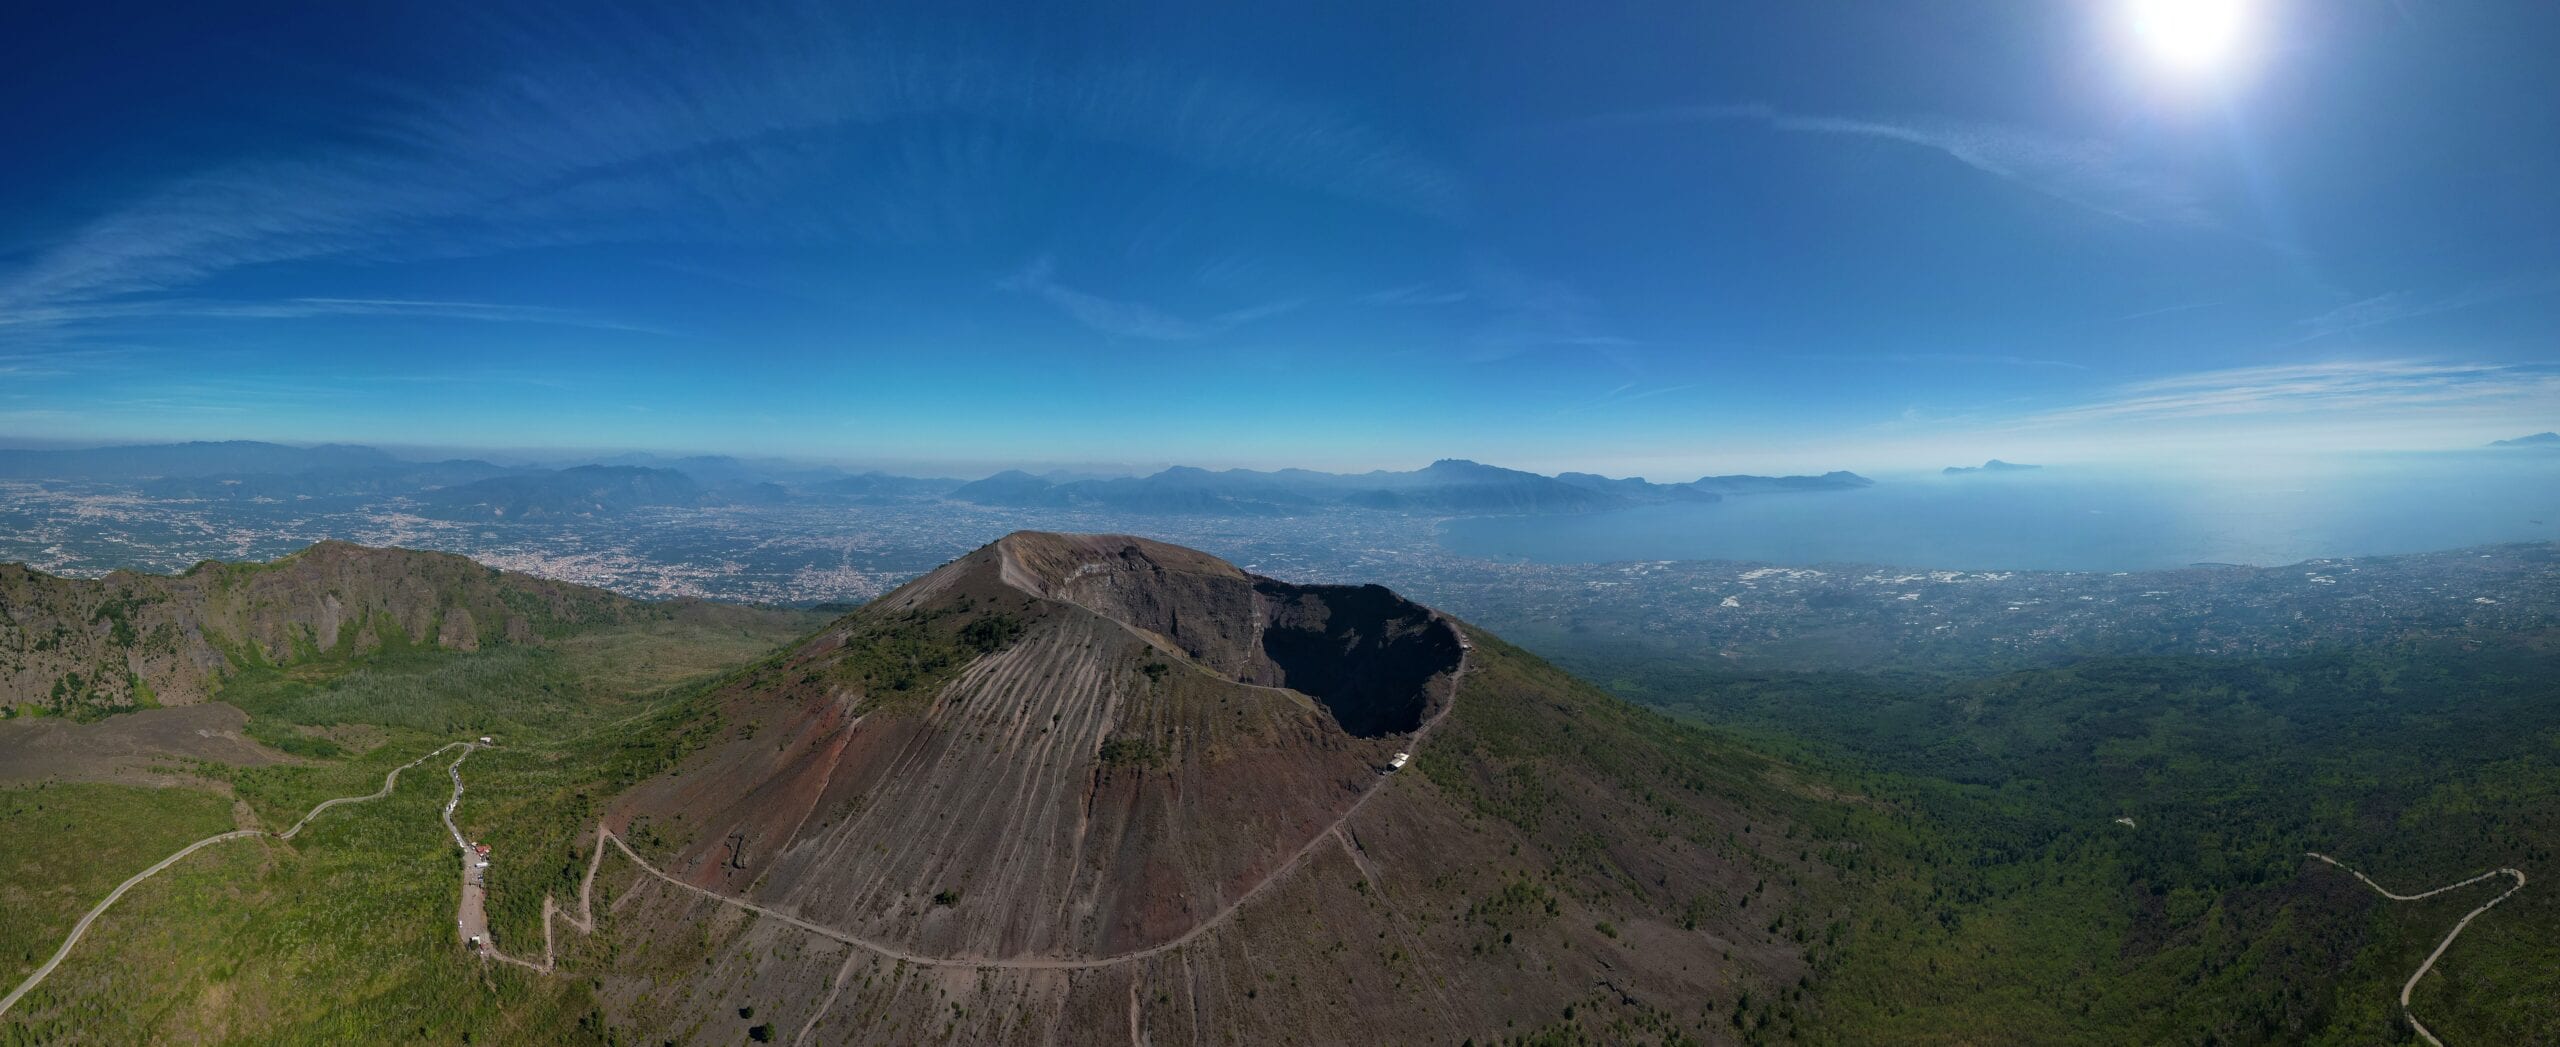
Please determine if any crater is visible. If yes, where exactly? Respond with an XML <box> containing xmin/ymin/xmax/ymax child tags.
<box><xmin>1250</xmin><ymin>581</ymin><xmax>1457</xmax><ymax>736</ymax></box>
<box><xmin>994</xmin><ymin>532</ymin><xmax>1463</xmax><ymax>737</ymax></box>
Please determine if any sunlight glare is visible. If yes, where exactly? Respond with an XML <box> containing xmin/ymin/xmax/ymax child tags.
<box><xmin>2124</xmin><ymin>0</ymin><xmax>2255</xmax><ymax>77</ymax></box>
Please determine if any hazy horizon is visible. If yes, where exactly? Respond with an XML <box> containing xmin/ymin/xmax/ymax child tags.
<box><xmin>5</xmin><ymin>429</ymin><xmax>2555</xmax><ymax>484</ymax></box>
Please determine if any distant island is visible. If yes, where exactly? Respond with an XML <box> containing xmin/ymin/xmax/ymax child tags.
<box><xmin>1944</xmin><ymin>459</ymin><xmax>2042</xmax><ymax>475</ymax></box>
<box><xmin>2489</xmin><ymin>432</ymin><xmax>2560</xmax><ymax>447</ymax></box>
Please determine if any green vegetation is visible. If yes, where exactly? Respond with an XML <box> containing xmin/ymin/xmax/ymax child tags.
<box><xmin>0</xmin><ymin>607</ymin><xmax>815</xmax><ymax>1043</ymax></box>
<box><xmin>0</xmin><ymin>783</ymin><xmax>237</xmax><ymax>990</ymax></box>
<box><xmin>0</xmin><ymin>747</ymin><xmax>600</xmax><ymax>1045</ymax></box>
<box><xmin>1096</xmin><ymin>736</ymin><xmax>1161</xmax><ymax>768</ymax></box>
<box><xmin>463</xmin><ymin>684</ymin><xmax>748</xmax><ymax>949</ymax></box>
<box><xmin>1543</xmin><ymin>634</ymin><xmax>2560</xmax><ymax>1044</ymax></box>
<box><xmin>958</xmin><ymin>612</ymin><xmax>1025</xmax><ymax>653</ymax></box>
<box><xmin>830</xmin><ymin>606</ymin><xmax>1032</xmax><ymax>709</ymax></box>
<box><xmin>13</xmin><ymin>538</ymin><xmax>2552</xmax><ymax>1043</ymax></box>
<box><xmin>247</xmin><ymin>616</ymin><xmax>812</xmax><ymax>952</ymax></box>
<box><xmin>222</xmin><ymin>646</ymin><xmax>585</xmax><ymax>739</ymax></box>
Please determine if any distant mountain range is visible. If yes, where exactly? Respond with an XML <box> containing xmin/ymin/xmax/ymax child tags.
<box><xmin>0</xmin><ymin>441</ymin><xmax>1874</xmax><ymax>518</ymax></box>
<box><xmin>2490</xmin><ymin>432</ymin><xmax>2560</xmax><ymax>447</ymax></box>
<box><xmin>0</xmin><ymin>440</ymin><xmax>396</xmax><ymax>480</ymax></box>
<box><xmin>1943</xmin><ymin>459</ymin><xmax>2042</xmax><ymax>475</ymax></box>
<box><xmin>805</xmin><ymin>471</ymin><xmax>971</xmax><ymax>503</ymax></box>
<box><xmin>950</xmin><ymin>459</ymin><xmax>1873</xmax><ymax>515</ymax></box>
<box><xmin>138</xmin><ymin>459</ymin><xmax>517</xmax><ymax>502</ymax></box>
<box><xmin>419</xmin><ymin>465</ymin><xmax>719</xmax><ymax>519</ymax></box>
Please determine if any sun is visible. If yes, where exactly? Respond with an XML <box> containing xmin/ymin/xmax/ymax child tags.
<box><xmin>2123</xmin><ymin>0</ymin><xmax>2257</xmax><ymax>77</ymax></box>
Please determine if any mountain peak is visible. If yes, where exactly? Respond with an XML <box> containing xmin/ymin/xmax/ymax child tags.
<box><xmin>986</xmin><ymin>530</ymin><xmax>1252</xmax><ymax>596</ymax></box>
<box><xmin>610</xmin><ymin>532</ymin><xmax>1464</xmax><ymax>960</ymax></box>
<box><xmin>1419</xmin><ymin>457</ymin><xmax>1515</xmax><ymax>478</ymax></box>
<box><xmin>586</xmin><ymin>531</ymin><xmax>1820</xmax><ymax>1039</ymax></box>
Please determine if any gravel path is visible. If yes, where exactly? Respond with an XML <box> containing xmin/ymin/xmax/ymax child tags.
<box><xmin>2306</xmin><ymin>851</ymin><xmax>2528</xmax><ymax>1047</ymax></box>
<box><xmin>0</xmin><ymin>742</ymin><xmax>470</xmax><ymax>1019</ymax></box>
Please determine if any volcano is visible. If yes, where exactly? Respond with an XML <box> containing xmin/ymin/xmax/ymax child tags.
<box><xmin>583</xmin><ymin>532</ymin><xmax>1833</xmax><ymax>1043</ymax></box>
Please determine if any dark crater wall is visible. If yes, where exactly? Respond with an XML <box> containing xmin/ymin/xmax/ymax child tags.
<box><xmin>1009</xmin><ymin>535</ymin><xmax>1462</xmax><ymax>738</ymax></box>
<box><xmin>1250</xmin><ymin>582</ymin><xmax>1458</xmax><ymax>737</ymax></box>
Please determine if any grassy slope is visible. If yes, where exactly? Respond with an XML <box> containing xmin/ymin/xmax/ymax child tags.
<box><xmin>0</xmin><ymin>784</ymin><xmax>238</xmax><ymax>991</ymax></box>
<box><xmin>0</xmin><ymin>610</ymin><xmax>816</xmax><ymax>1045</ymax></box>
<box><xmin>1416</xmin><ymin>630</ymin><xmax>1899</xmax><ymax>1044</ymax></box>
<box><xmin>0</xmin><ymin>757</ymin><xmax>595</xmax><ymax>1046</ymax></box>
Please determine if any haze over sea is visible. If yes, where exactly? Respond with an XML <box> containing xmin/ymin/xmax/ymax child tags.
<box><xmin>1438</xmin><ymin>452</ymin><xmax>2560</xmax><ymax>573</ymax></box>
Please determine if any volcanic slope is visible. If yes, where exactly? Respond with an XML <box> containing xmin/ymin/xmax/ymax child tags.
<box><xmin>573</xmin><ymin>533</ymin><xmax>1847</xmax><ymax>1044</ymax></box>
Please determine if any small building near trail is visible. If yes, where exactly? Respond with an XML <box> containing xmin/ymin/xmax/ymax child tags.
<box><xmin>1387</xmin><ymin>752</ymin><xmax>1411</xmax><ymax>771</ymax></box>
<box><xmin>474</xmin><ymin>843</ymin><xmax>493</xmax><ymax>857</ymax></box>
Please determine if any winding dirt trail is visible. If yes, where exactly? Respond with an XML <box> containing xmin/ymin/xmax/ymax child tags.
<box><xmin>7</xmin><ymin>593</ymin><xmax>1474</xmax><ymax>1034</ymax></box>
<box><xmin>451</xmin><ymin>646</ymin><xmax>1470</xmax><ymax>977</ymax></box>
<box><xmin>0</xmin><ymin>742</ymin><xmax>471</xmax><ymax>1019</ymax></box>
<box><xmin>2305</xmin><ymin>851</ymin><xmax>2527</xmax><ymax>1047</ymax></box>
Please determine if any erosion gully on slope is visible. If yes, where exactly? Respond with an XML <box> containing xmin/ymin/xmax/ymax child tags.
<box><xmin>6</xmin><ymin>657</ymin><xmax>2532</xmax><ymax>1047</ymax></box>
<box><xmin>445</xmin><ymin>649</ymin><xmax>1469</xmax><ymax>980</ymax></box>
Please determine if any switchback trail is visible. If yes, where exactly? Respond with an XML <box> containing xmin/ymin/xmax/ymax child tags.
<box><xmin>2305</xmin><ymin>851</ymin><xmax>2527</xmax><ymax>1047</ymax></box>
<box><xmin>452</xmin><ymin>648</ymin><xmax>1470</xmax><ymax>977</ymax></box>
<box><xmin>0</xmin><ymin>742</ymin><xmax>471</xmax><ymax>1019</ymax></box>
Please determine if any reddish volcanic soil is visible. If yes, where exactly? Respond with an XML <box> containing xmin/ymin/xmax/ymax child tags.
<box><xmin>581</xmin><ymin>532</ymin><xmax>1825</xmax><ymax>1045</ymax></box>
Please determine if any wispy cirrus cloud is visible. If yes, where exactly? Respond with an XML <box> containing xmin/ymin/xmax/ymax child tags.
<box><xmin>0</xmin><ymin>9</ymin><xmax>1461</xmax><ymax>332</ymax></box>
<box><xmin>1552</xmin><ymin>380</ymin><xmax>1702</xmax><ymax>417</ymax></box>
<box><xmin>1458</xmin><ymin>259</ymin><xmax>1642</xmax><ymax>366</ymax></box>
<box><xmin>2012</xmin><ymin>359</ymin><xmax>2560</xmax><ymax>429</ymax></box>
<box><xmin>1607</xmin><ymin>103</ymin><xmax>2212</xmax><ymax>227</ymax></box>
<box><xmin>1000</xmin><ymin>257</ymin><xmax>1300</xmax><ymax>341</ymax></box>
<box><xmin>1357</xmin><ymin>284</ymin><xmax>1469</xmax><ymax>307</ymax></box>
<box><xmin>0</xmin><ymin>296</ymin><xmax>666</xmax><ymax>334</ymax></box>
<box><xmin>1813</xmin><ymin>351</ymin><xmax>2089</xmax><ymax>371</ymax></box>
<box><xmin>2110</xmin><ymin>300</ymin><xmax>2221</xmax><ymax>323</ymax></box>
<box><xmin>2296</xmin><ymin>274</ymin><xmax>2560</xmax><ymax>342</ymax></box>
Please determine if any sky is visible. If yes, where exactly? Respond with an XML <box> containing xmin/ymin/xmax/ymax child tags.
<box><xmin>2</xmin><ymin>0</ymin><xmax>2556</xmax><ymax>477</ymax></box>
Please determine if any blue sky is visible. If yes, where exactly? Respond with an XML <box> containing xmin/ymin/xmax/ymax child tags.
<box><xmin>2</xmin><ymin>0</ymin><xmax>2556</xmax><ymax>476</ymax></box>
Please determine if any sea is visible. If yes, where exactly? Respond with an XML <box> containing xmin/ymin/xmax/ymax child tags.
<box><xmin>1436</xmin><ymin>451</ymin><xmax>2560</xmax><ymax>573</ymax></box>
